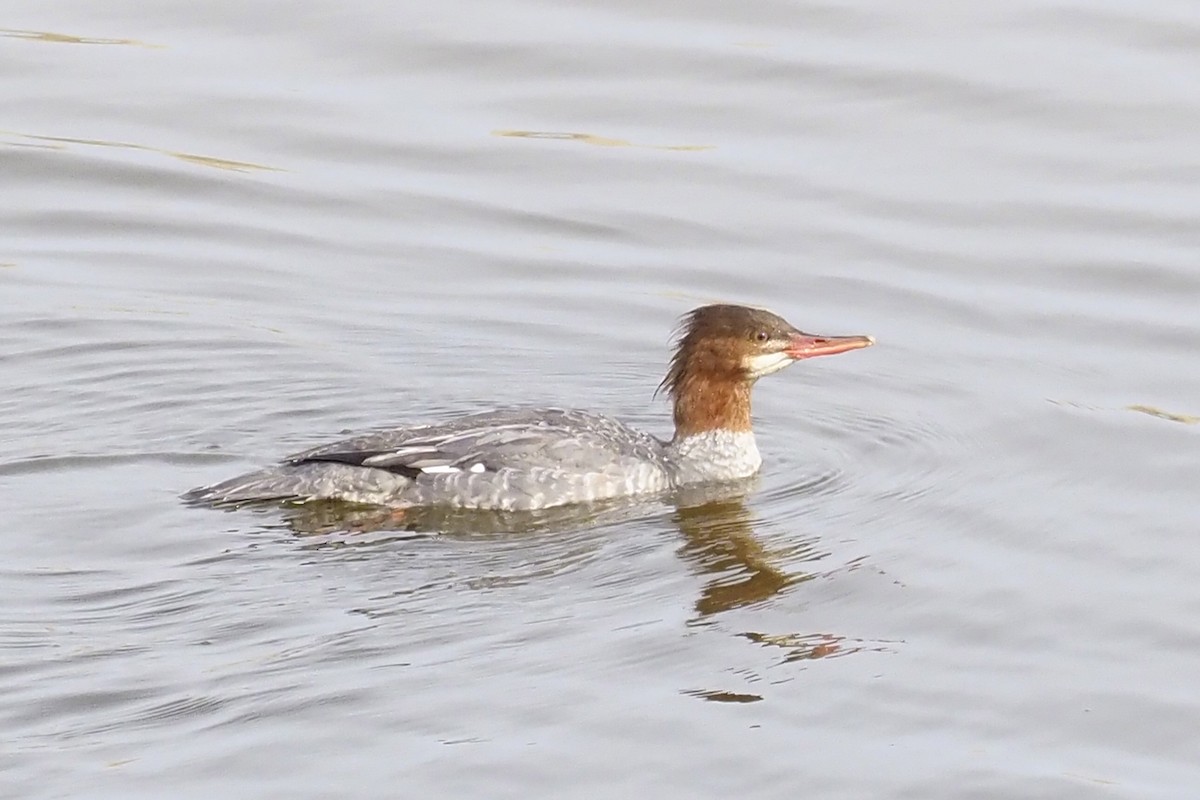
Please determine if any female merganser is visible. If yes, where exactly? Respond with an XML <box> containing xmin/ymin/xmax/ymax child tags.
<box><xmin>184</xmin><ymin>304</ymin><xmax>873</xmax><ymax>511</ymax></box>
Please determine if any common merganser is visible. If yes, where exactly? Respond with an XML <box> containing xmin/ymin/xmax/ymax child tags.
<box><xmin>183</xmin><ymin>304</ymin><xmax>874</xmax><ymax>511</ymax></box>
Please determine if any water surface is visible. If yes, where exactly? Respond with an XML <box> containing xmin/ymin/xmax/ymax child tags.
<box><xmin>4</xmin><ymin>2</ymin><xmax>1199</xmax><ymax>797</ymax></box>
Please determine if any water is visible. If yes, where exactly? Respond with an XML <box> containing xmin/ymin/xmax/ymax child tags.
<box><xmin>4</xmin><ymin>2</ymin><xmax>1199</xmax><ymax>797</ymax></box>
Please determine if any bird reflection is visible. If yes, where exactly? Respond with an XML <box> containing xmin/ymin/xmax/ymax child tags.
<box><xmin>270</xmin><ymin>495</ymin><xmax>661</xmax><ymax>540</ymax></box>
<box><xmin>672</xmin><ymin>495</ymin><xmax>801</xmax><ymax>617</ymax></box>
<box><xmin>229</xmin><ymin>481</ymin><xmax>815</xmax><ymax>619</ymax></box>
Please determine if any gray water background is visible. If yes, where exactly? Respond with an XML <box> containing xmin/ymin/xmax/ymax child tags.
<box><xmin>3</xmin><ymin>2</ymin><xmax>1199</xmax><ymax>797</ymax></box>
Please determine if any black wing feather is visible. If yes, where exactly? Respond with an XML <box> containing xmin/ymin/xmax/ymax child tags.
<box><xmin>289</xmin><ymin>451</ymin><xmax>422</xmax><ymax>479</ymax></box>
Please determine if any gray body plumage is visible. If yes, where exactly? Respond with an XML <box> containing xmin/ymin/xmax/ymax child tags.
<box><xmin>185</xmin><ymin>407</ymin><xmax>764</xmax><ymax>511</ymax></box>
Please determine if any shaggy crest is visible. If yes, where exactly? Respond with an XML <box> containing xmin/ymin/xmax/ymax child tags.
<box><xmin>656</xmin><ymin>304</ymin><xmax>796</xmax><ymax>399</ymax></box>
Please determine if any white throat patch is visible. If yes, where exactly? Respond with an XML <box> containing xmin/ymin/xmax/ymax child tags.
<box><xmin>742</xmin><ymin>350</ymin><xmax>794</xmax><ymax>379</ymax></box>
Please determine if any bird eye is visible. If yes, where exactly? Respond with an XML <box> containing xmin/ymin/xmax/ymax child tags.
<box><xmin>754</xmin><ymin>330</ymin><xmax>769</xmax><ymax>342</ymax></box>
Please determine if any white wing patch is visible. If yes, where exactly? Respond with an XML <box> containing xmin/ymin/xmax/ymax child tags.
<box><xmin>355</xmin><ymin>446</ymin><xmax>492</xmax><ymax>477</ymax></box>
<box><xmin>414</xmin><ymin>463</ymin><xmax>487</xmax><ymax>475</ymax></box>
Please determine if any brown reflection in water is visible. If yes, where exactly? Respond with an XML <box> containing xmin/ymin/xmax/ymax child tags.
<box><xmin>0</xmin><ymin>129</ymin><xmax>280</xmax><ymax>173</ymax></box>
<box><xmin>1126</xmin><ymin>404</ymin><xmax>1200</xmax><ymax>425</ymax></box>
<box><xmin>740</xmin><ymin>631</ymin><xmax>898</xmax><ymax>663</ymax></box>
<box><xmin>492</xmin><ymin>129</ymin><xmax>713</xmax><ymax>152</ymax></box>
<box><xmin>0</xmin><ymin>27</ymin><xmax>161</xmax><ymax>47</ymax></box>
<box><xmin>679</xmin><ymin>632</ymin><xmax>898</xmax><ymax>702</ymax></box>
<box><xmin>676</xmin><ymin>502</ymin><xmax>795</xmax><ymax>617</ymax></box>
<box><xmin>671</xmin><ymin>487</ymin><xmax>810</xmax><ymax>617</ymax></box>
<box><xmin>671</xmin><ymin>487</ymin><xmax>900</xmax><ymax>673</ymax></box>
<box><xmin>680</xmin><ymin>689</ymin><xmax>763</xmax><ymax>704</ymax></box>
